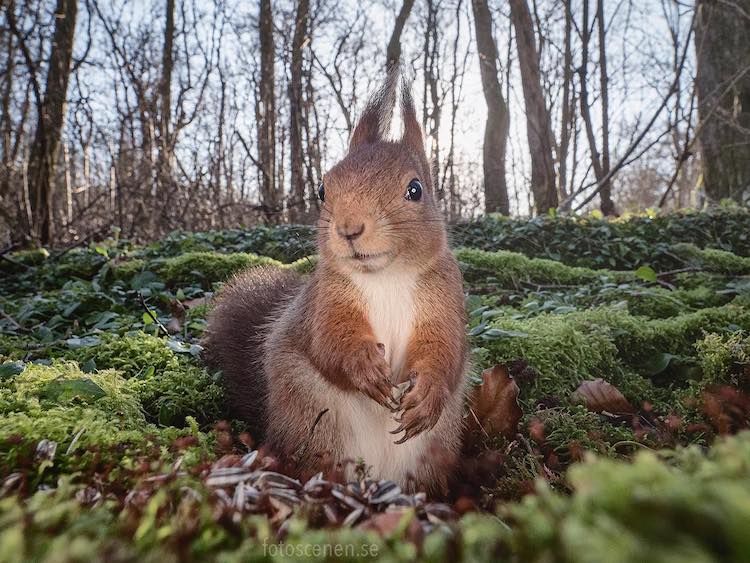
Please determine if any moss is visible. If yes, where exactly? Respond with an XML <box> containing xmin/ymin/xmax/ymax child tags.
<box><xmin>6</xmin><ymin>361</ymin><xmax>143</xmax><ymax>424</ymax></box>
<box><xmin>456</xmin><ymin>248</ymin><xmax>631</xmax><ymax>288</ymax></box>
<box><xmin>0</xmin><ymin>408</ymin><xmax>212</xmax><ymax>488</ymax></box>
<box><xmin>59</xmin><ymin>333</ymin><xmax>224</xmax><ymax>425</ymax></box>
<box><xmin>286</xmin><ymin>254</ymin><xmax>319</xmax><ymax>274</ymax></box>
<box><xmin>111</xmin><ymin>258</ymin><xmax>148</xmax><ymax>282</ymax></box>
<box><xmin>671</xmin><ymin>243</ymin><xmax>750</xmax><ymax>274</ymax></box>
<box><xmin>477</xmin><ymin>305</ymin><xmax>750</xmax><ymax>408</ymax></box>
<box><xmin>501</xmin><ymin>431</ymin><xmax>750</xmax><ymax>562</ymax></box>
<box><xmin>130</xmin><ymin>364</ymin><xmax>223</xmax><ymax>426</ymax></box>
<box><xmin>528</xmin><ymin>406</ymin><xmax>636</xmax><ymax>461</ymax></box>
<box><xmin>0</xmin><ymin>248</ymin><xmax>50</xmax><ymax>274</ymax></box>
<box><xmin>62</xmin><ymin>332</ymin><xmax>181</xmax><ymax>378</ymax></box>
<box><xmin>694</xmin><ymin>332</ymin><xmax>749</xmax><ymax>386</ymax></box>
<box><xmin>54</xmin><ymin>248</ymin><xmax>108</xmax><ymax>278</ymax></box>
<box><xmin>158</xmin><ymin>251</ymin><xmax>281</xmax><ymax>286</ymax></box>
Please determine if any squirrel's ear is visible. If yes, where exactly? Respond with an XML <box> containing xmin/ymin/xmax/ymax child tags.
<box><xmin>400</xmin><ymin>83</ymin><xmax>427</xmax><ymax>161</ymax></box>
<box><xmin>349</xmin><ymin>66</ymin><xmax>399</xmax><ymax>152</ymax></box>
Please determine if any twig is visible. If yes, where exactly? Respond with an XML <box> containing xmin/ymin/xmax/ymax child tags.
<box><xmin>50</xmin><ymin>226</ymin><xmax>110</xmax><ymax>262</ymax></box>
<box><xmin>0</xmin><ymin>307</ymin><xmax>27</xmax><ymax>332</ymax></box>
<box><xmin>294</xmin><ymin>408</ymin><xmax>330</xmax><ymax>467</ymax></box>
<box><xmin>138</xmin><ymin>292</ymin><xmax>170</xmax><ymax>337</ymax></box>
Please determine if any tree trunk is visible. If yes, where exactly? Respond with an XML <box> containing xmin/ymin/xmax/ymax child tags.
<box><xmin>257</xmin><ymin>0</ymin><xmax>278</xmax><ymax>222</ymax></box>
<box><xmin>557</xmin><ymin>0</ymin><xmax>573</xmax><ymax>209</ymax></box>
<box><xmin>509</xmin><ymin>0</ymin><xmax>558</xmax><ymax>214</ymax></box>
<box><xmin>159</xmin><ymin>0</ymin><xmax>174</xmax><ymax>172</ymax></box>
<box><xmin>695</xmin><ymin>0</ymin><xmax>750</xmax><ymax>205</ymax></box>
<box><xmin>596</xmin><ymin>0</ymin><xmax>615</xmax><ymax>215</ymax></box>
<box><xmin>26</xmin><ymin>0</ymin><xmax>77</xmax><ymax>244</ymax></box>
<box><xmin>288</xmin><ymin>0</ymin><xmax>309</xmax><ymax>223</ymax></box>
<box><xmin>422</xmin><ymin>0</ymin><xmax>442</xmax><ymax>203</ymax></box>
<box><xmin>471</xmin><ymin>0</ymin><xmax>510</xmax><ymax>215</ymax></box>
<box><xmin>386</xmin><ymin>0</ymin><xmax>416</xmax><ymax>69</ymax></box>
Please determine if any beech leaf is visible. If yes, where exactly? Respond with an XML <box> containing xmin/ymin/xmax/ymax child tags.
<box><xmin>467</xmin><ymin>364</ymin><xmax>522</xmax><ymax>440</ymax></box>
<box><xmin>572</xmin><ymin>378</ymin><xmax>635</xmax><ymax>414</ymax></box>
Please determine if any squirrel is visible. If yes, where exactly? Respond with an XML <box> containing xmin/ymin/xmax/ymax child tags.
<box><xmin>204</xmin><ymin>73</ymin><xmax>468</xmax><ymax>493</ymax></box>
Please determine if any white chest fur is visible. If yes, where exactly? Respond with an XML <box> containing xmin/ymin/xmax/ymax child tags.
<box><xmin>348</xmin><ymin>267</ymin><xmax>418</xmax><ymax>381</ymax></box>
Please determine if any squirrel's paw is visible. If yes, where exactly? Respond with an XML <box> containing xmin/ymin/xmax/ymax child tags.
<box><xmin>345</xmin><ymin>341</ymin><xmax>397</xmax><ymax>410</ymax></box>
<box><xmin>391</xmin><ymin>375</ymin><xmax>447</xmax><ymax>444</ymax></box>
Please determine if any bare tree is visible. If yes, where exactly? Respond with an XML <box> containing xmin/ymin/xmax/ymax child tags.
<box><xmin>472</xmin><ymin>0</ymin><xmax>510</xmax><ymax>215</ymax></box>
<box><xmin>509</xmin><ymin>0</ymin><xmax>558</xmax><ymax>214</ymax></box>
<box><xmin>289</xmin><ymin>0</ymin><xmax>310</xmax><ymax>222</ymax></box>
<box><xmin>694</xmin><ymin>0</ymin><xmax>750</xmax><ymax>205</ymax></box>
<box><xmin>575</xmin><ymin>0</ymin><xmax>615</xmax><ymax>215</ymax></box>
<box><xmin>257</xmin><ymin>0</ymin><xmax>278</xmax><ymax>222</ymax></box>
<box><xmin>22</xmin><ymin>0</ymin><xmax>78</xmax><ymax>244</ymax></box>
<box><xmin>386</xmin><ymin>0</ymin><xmax>416</xmax><ymax>69</ymax></box>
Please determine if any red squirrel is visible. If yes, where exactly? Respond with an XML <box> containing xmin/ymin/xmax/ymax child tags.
<box><xmin>204</xmin><ymin>73</ymin><xmax>468</xmax><ymax>493</ymax></box>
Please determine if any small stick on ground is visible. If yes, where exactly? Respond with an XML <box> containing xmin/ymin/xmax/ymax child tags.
<box><xmin>138</xmin><ymin>292</ymin><xmax>170</xmax><ymax>337</ymax></box>
<box><xmin>294</xmin><ymin>408</ymin><xmax>330</xmax><ymax>467</ymax></box>
<box><xmin>0</xmin><ymin>307</ymin><xmax>27</xmax><ymax>332</ymax></box>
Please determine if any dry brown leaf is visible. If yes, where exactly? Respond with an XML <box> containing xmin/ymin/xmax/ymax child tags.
<box><xmin>358</xmin><ymin>509</ymin><xmax>423</xmax><ymax>544</ymax></box>
<box><xmin>467</xmin><ymin>364</ymin><xmax>522</xmax><ymax>440</ymax></box>
<box><xmin>572</xmin><ymin>379</ymin><xmax>635</xmax><ymax>414</ymax></box>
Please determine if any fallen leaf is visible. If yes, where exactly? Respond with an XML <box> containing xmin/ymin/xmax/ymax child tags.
<box><xmin>358</xmin><ymin>509</ymin><xmax>423</xmax><ymax>544</ymax></box>
<box><xmin>572</xmin><ymin>379</ymin><xmax>635</xmax><ymax>414</ymax></box>
<box><xmin>635</xmin><ymin>265</ymin><xmax>658</xmax><ymax>282</ymax></box>
<box><xmin>466</xmin><ymin>365</ymin><xmax>522</xmax><ymax>441</ymax></box>
<box><xmin>702</xmin><ymin>385</ymin><xmax>750</xmax><ymax>435</ymax></box>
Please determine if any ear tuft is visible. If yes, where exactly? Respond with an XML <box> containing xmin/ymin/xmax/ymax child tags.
<box><xmin>400</xmin><ymin>79</ymin><xmax>428</xmax><ymax>163</ymax></box>
<box><xmin>348</xmin><ymin>65</ymin><xmax>400</xmax><ymax>151</ymax></box>
<box><xmin>399</xmin><ymin>82</ymin><xmax>422</xmax><ymax>153</ymax></box>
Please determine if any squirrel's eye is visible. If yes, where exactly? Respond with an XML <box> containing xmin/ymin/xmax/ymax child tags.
<box><xmin>318</xmin><ymin>183</ymin><xmax>325</xmax><ymax>202</ymax></box>
<box><xmin>405</xmin><ymin>179</ymin><xmax>423</xmax><ymax>201</ymax></box>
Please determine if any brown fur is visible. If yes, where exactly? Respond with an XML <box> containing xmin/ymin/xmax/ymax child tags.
<box><xmin>205</xmin><ymin>72</ymin><xmax>468</xmax><ymax>492</ymax></box>
<box><xmin>203</xmin><ymin>267</ymin><xmax>303</xmax><ymax>440</ymax></box>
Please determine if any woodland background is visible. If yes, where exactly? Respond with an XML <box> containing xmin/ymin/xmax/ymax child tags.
<box><xmin>3</xmin><ymin>1</ymin><xmax>750</xmax><ymax>559</ymax></box>
<box><xmin>1</xmin><ymin>0</ymin><xmax>749</xmax><ymax>248</ymax></box>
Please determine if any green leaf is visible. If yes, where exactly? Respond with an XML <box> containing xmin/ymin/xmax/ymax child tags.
<box><xmin>142</xmin><ymin>311</ymin><xmax>155</xmax><ymax>325</ymax></box>
<box><xmin>643</xmin><ymin>352</ymin><xmax>677</xmax><ymax>376</ymax></box>
<box><xmin>66</xmin><ymin>336</ymin><xmax>102</xmax><ymax>348</ymax></box>
<box><xmin>481</xmin><ymin>328</ymin><xmax>529</xmax><ymax>339</ymax></box>
<box><xmin>635</xmin><ymin>265</ymin><xmax>658</xmax><ymax>282</ymax></box>
<box><xmin>41</xmin><ymin>377</ymin><xmax>107</xmax><ymax>403</ymax></box>
<box><xmin>0</xmin><ymin>361</ymin><xmax>25</xmax><ymax>380</ymax></box>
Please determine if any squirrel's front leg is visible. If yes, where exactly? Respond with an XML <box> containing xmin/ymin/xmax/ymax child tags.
<box><xmin>392</xmin><ymin>317</ymin><xmax>466</xmax><ymax>443</ymax></box>
<box><xmin>306</xmin><ymin>281</ymin><xmax>396</xmax><ymax>409</ymax></box>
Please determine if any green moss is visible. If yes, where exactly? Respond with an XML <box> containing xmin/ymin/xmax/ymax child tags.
<box><xmin>62</xmin><ymin>332</ymin><xmax>181</xmax><ymax>378</ymax></box>
<box><xmin>158</xmin><ymin>251</ymin><xmax>281</xmax><ymax>286</ymax></box>
<box><xmin>456</xmin><ymin>248</ymin><xmax>631</xmax><ymax>288</ymax></box>
<box><xmin>54</xmin><ymin>248</ymin><xmax>108</xmax><ymax>278</ymax></box>
<box><xmin>6</xmin><ymin>361</ymin><xmax>143</xmax><ymax>424</ymax></box>
<box><xmin>502</xmin><ymin>431</ymin><xmax>750</xmax><ymax>562</ymax></box>
<box><xmin>130</xmin><ymin>364</ymin><xmax>223</xmax><ymax>426</ymax></box>
<box><xmin>286</xmin><ymin>254</ymin><xmax>319</xmax><ymax>274</ymax></box>
<box><xmin>0</xmin><ymin>248</ymin><xmax>50</xmax><ymax>274</ymax></box>
<box><xmin>695</xmin><ymin>332</ymin><xmax>749</xmax><ymax>386</ymax></box>
<box><xmin>110</xmin><ymin>258</ymin><xmax>148</xmax><ymax>282</ymax></box>
<box><xmin>476</xmin><ymin>305</ymin><xmax>750</xmax><ymax>408</ymax></box>
<box><xmin>529</xmin><ymin>406</ymin><xmax>636</xmax><ymax>461</ymax></box>
<box><xmin>671</xmin><ymin>243</ymin><xmax>750</xmax><ymax>274</ymax></box>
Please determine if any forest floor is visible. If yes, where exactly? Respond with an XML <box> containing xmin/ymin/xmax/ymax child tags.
<box><xmin>1</xmin><ymin>208</ymin><xmax>750</xmax><ymax>562</ymax></box>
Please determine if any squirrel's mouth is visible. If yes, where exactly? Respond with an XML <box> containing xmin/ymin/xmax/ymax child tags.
<box><xmin>348</xmin><ymin>250</ymin><xmax>394</xmax><ymax>269</ymax></box>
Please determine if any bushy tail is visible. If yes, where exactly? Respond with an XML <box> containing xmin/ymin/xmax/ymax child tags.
<box><xmin>203</xmin><ymin>266</ymin><xmax>303</xmax><ymax>441</ymax></box>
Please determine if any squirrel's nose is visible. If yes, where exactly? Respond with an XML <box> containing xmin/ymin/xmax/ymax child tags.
<box><xmin>336</xmin><ymin>222</ymin><xmax>365</xmax><ymax>241</ymax></box>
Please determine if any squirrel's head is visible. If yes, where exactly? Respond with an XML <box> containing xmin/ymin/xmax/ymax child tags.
<box><xmin>317</xmin><ymin>72</ymin><xmax>446</xmax><ymax>274</ymax></box>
